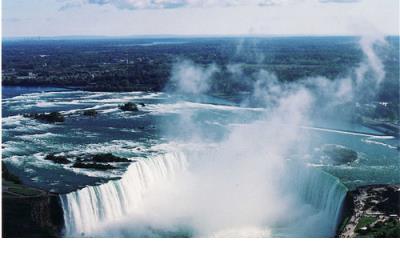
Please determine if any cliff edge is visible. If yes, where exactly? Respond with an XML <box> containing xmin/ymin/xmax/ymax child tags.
<box><xmin>2</xmin><ymin>162</ymin><xmax>64</xmax><ymax>238</ymax></box>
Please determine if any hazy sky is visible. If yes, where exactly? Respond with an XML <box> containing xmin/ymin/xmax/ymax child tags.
<box><xmin>2</xmin><ymin>0</ymin><xmax>399</xmax><ymax>37</ymax></box>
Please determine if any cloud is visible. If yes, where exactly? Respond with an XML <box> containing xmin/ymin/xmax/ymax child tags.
<box><xmin>58</xmin><ymin>0</ymin><xmax>364</xmax><ymax>11</ymax></box>
<box><xmin>58</xmin><ymin>2</ymin><xmax>83</xmax><ymax>11</ymax></box>
<box><xmin>76</xmin><ymin>0</ymin><xmax>293</xmax><ymax>10</ymax></box>
<box><xmin>319</xmin><ymin>0</ymin><xmax>361</xmax><ymax>3</ymax></box>
<box><xmin>57</xmin><ymin>0</ymin><xmax>86</xmax><ymax>11</ymax></box>
<box><xmin>3</xmin><ymin>18</ymin><xmax>22</xmax><ymax>23</ymax></box>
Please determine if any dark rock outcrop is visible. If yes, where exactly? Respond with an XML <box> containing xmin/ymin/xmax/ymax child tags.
<box><xmin>119</xmin><ymin>102</ymin><xmax>138</xmax><ymax>112</ymax></box>
<box><xmin>24</xmin><ymin>111</ymin><xmax>65</xmax><ymax>123</ymax></box>
<box><xmin>72</xmin><ymin>153</ymin><xmax>130</xmax><ymax>170</ymax></box>
<box><xmin>322</xmin><ymin>144</ymin><xmax>358</xmax><ymax>165</ymax></box>
<box><xmin>91</xmin><ymin>153</ymin><xmax>131</xmax><ymax>163</ymax></box>
<box><xmin>45</xmin><ymin>154</ymin><xmax>71</xmax><ymax>164</ymax></box>
<box><xmin>72</xmin><ymin>161</ymin><xmax>115</xmax><ymax>170</ymax></box>
<box><xmin>82</xmin><ymin>109</ymin><xmax>97</xmax><ymax>116</ymax></box>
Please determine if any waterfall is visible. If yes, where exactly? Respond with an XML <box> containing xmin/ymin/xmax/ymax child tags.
<box><xmin>300</xmin><ymin>170</ymin><xmax>348</xmax><ymax>236</ymax></box>
<box><xmin>60</xmin><ymin>152</ymin><xmax>347</xmax><ymax>237</ymax></box>
<box><xmin>277</xmin><ymin>166</ymin><xmax>348</xmax><ymax>237</ymax></box>
<box><xmin>60</xmin><ymin>152</ymin><xmax>188</xmax><ymax>237</ymax></box>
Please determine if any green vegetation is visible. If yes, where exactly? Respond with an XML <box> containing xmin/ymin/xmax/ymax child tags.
<box><xmin>2</xmin><ymin>162</ymin><xmax>43</xmax><ymax>197</ymax></box>
<box><xmin>355</xmin><ymin>216</ymin><xmax>377</xmax><ymax>232</ymax></box>
<box><xmin>356</xmin><ymin>218</ymin><xmax>400</xmax><ymax>238</ymax></box>
<box><xmin>7</xmin><ymin>184</ymin><xmax>43</xmax><ymax>197</ymax></box>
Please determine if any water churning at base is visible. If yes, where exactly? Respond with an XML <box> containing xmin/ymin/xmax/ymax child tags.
<box><xmin>60</xmin><ymin>151</ymin><xmax>347</xmax><ymax>237</ymax></box>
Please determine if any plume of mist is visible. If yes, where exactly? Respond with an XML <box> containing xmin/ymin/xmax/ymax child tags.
<box><xmin>230</xmin><ymin>35</ymin><xmax>388</xmax><ymax>114</ymax></box>
<box><xmin>90</xmin><ymin>86</ymin><xmax>316</xmax><ymax>237</ymax></box>
<box><xmin>305</xmin><ymin>35</ymin><xmax>388</xmax><ymax>113</ymax></box>
<box><xmin>356</xmin><ymin>35</ymin><xmax>387</xmax><ymax>88</ymax></box>
<box><xmin>143</xmin><ymin>35</ymin><xmax>387</xmax><ymax>236</ymax></box>
<box><xmin>168</xmin><ymin>35</ymin><xmax>388</xmax><ymax>109</ymax></box>
<box><xmin>169</xmin><ymin>59</ymin><xmax>219</xmax><ymax>94</ymax></box>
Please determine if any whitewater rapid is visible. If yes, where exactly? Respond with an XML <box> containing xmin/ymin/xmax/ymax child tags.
<box><xmin>60</xmin><ymin>151</ymin><xmax>347</xmax><ymax>238</ymax></box>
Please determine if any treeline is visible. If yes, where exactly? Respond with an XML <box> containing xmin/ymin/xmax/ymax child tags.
<box><xmin>2</xmin><ymin>37</ymin><xmax>399</xmax><ymax>104</ymax></box>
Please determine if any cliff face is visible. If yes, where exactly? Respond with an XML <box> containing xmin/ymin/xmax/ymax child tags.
<box><xmin>2</xmin><ymin>193</ymin><xmax>64</xmax><ymax>238</ymax></box>
<box><xmin>2</xmin><ymin>162</ymin><xmax>64</xmax><ymax>238</ymax></box>
<box><xmin>337</xmin><ymin>185</ymin><xmax>400</xmax><ymax>238</ymax></box>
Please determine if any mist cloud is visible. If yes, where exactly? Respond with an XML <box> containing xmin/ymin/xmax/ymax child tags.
<box><xmin>149</xmin><ymin>35</ymin><xmax>384</xmax><ymax>236</ymax></box>
<box><xmin>169</xmin><ymin>60</ymin><xmax>219</xmax><ymax>94</ymax></box>
<box><xmin>167</xmin><ymin>35</ymin><xmax>387</xmax><ymax>119</ymax></box>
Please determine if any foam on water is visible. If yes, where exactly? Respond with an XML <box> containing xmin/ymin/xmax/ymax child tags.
<box><xmin>144</xmin><ymin>101</ymin><xmax>264</xmax><ymax>115</ymax></box>
<box><xmin>362</xmin><ymin>138</ymin><xmax>398</xmax><ymax>149</ymax></box>
<box><xmin>302</xmin><ymin>126</ymin><xmax>393</xmax><ymax>138</ymax></box>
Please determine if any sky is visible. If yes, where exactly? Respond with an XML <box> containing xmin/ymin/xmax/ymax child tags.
<box><xmin>2</xmin><ymin>0</ymin><xmax>399</xmax><ymax>37</ymax></box>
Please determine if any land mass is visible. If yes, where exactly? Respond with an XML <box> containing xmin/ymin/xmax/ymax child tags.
<box><xmin>337</xmin><ymin>185</ymin><xmax>400</xmax><ymax>238</ymax></box>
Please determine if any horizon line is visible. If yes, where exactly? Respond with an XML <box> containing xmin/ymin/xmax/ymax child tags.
<box><xmin>3</xmin><ymin>34</ymin><xmax>399</xmax><ymax>41</ymax></box>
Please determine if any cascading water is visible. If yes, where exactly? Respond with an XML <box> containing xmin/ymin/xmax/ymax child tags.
<box><xmin>300</xmin><ymin>170</ymin><xmax>348</xmax><ymax>235</ymax></box>
<box><xmin>60</xmin><ymin>152</ymin><xmax>188</xmax><ymax>236</ymax></box>
<box><xmin>60</xmin><ymin>151</ymin><xmax>347</xmax><ymax>237</ymax></box>
<box><xmin>275</xmin><ymin>165</ymin><xmax>348</xmax><ymax>237</ymax></box>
